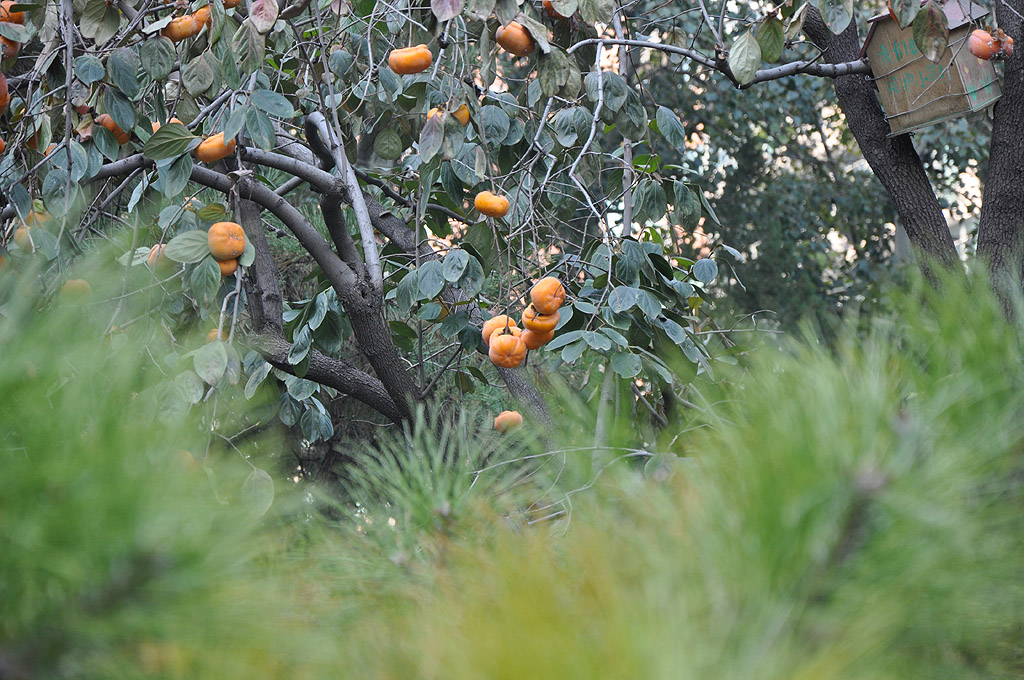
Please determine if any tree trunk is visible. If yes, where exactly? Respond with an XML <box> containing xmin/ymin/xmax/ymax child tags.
<box><xmin>803</xmin><ymin>8</ymin><xmax>960</xmax><ymax>284</ymax></box>
<box><xmin>977</xmin><ymin>0</ymin><xmax>1024</xmax><ymax>311</ymax></box>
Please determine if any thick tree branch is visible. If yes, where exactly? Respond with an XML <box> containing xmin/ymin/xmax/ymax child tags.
<box><xmin>306</xmin><ymin>112</ymin><xmax>383</xmax><ymax>294</ymax></box>
<box><xmin>321</xmin><ymin>194</ymin><xmax>365</xmax><ymax>275</ymax></box>
<box><xmin>566</xmin><ymin>37</ymin><xmax>871</xmax><ymax>85</ymax></box>
<box><xmin>187</xmin><ymin>165</ymin><xmax>360</xmax><ymax>294</ymax></box>
<box><xmin>255</xmin><ymin>332</ymin><xmax>404</xmax><ymax>423</ymax></box>
<box><xmin>977</xmin><ymin>0</ymin><xmax>1024</xmax><ymax>311</ymax></box>
<box><xmin>238</xmin><ymin>147</ymin><xmax>342</xmax><ymax>194</ymax></box>
<box><xmin>802</xmin><ymin>8</ymin><xmax>960</xmax><ymax>282</ymax></box>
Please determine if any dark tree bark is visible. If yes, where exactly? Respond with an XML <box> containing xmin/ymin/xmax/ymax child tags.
<box><xmin>236</xmin><ymin>196</ymin><xmax>405</xmax><ymax>422</ymax></box>
<box><xmin>803</xmin><ymin>8</ymin><xmax>961</xmax><ymax>283</ymax></box>
<box><xmin>977</xmin><ymin>0</ymin><xmax>1024</xmax><ymax>310</ymax></box>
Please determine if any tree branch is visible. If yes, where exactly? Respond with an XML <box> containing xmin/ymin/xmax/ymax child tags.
<box><xmin>802</xmin><ymin>7</ymin><xmax>960</xmax><ymax>282</ymax></box>
<box><xmin>566</xmin><ymin>37</ymin><xmax>871</xmax><ymax>85</ymax></box>
<box><xmin>977</xmin><ymin>0</ymin><xmax>1024</xmax><ymax>313</ymax></box>
<box><xmin>305</xmin><ymin>112</ymin><xmax>383</xmax><ymax>294</ymax></box>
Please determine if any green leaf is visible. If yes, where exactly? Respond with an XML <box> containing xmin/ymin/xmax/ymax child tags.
<box><xmin>611</xmin><ymin>352</ymin><xmax>642</xmax><ymax>378</ymax></box>
<box><xmin>250</xmin><ymin>0</ymin><xmax>279</xmax><ymax>33</ymax></box>
<box><xmin>300</xmin><ymin>406</ymin><xmax>334</xmax><ymax>443</ymax></box>
<box><xmin>692</xmin><ymin>258</ymin><xmax>718</xmax><ymax>284</ymax></box>
<box><xmin>442</xmin><ymin>248</ymin><xmax>470</xmax><ymax>281</ymax></box>
<box><xmin>231</xmin><ymin>20</ymin><xmax>266</xmax><ymax>76</ymax></box>
<box><xmin>728</xmin><ymin>29</ymin><xmax>761</xmax><ymax>86</ymax></box>
<box><xmin>140</xmin><ymin>38</ymin><xmax>176</xmax><ymax>81</ymax></box>
<box><xmin>417</xmin><ymin>260</ymin><xmax>446</xmax><ymax>299</ymax></box>
<box><xmin>241</xmin><ymin>468</ymin><xmax>274</xmax><ymax>517</ymax></box>
<box><xmin>431</xmin><ymin>0</ymin><xmax>463</xmax><ymax>22</ymax></box>
<box><xmin>479</xmin><ymin>105</ymin><xmax>510</xmax><ymax>147</ymax></box>
<box><xmin>144</xmin><ymin>123</ymin><xmax>197</xmax><ymax>161</ymax></box>
<box><xmin>250</xmin><ymin>89</ymin><xmax>295</xmax><ymax>118</ymax></box>
<box><xmin>608</xmin><ymin>286</ymin><xmax>639</xmax><ymax>313</ymax></box>
<box><xmin>374</xmin><ymin>128</ymin><xmax>403</xmax><ymax>161</ymax></box>
<box><xmin>538</xmin><ymin>47</ymin><xmax>571</xmax><ymax>97</ymax></box>
<box><xmin>244</xmin><ymin>361</ymin><xmax>272</xmax><ymax>399</ymax></box>
<box><xmin>164</xmin><ymin>230</ymin><xmax>211</xmax><ymax>263</ymax></box>
<box><xmin>244</xmin><ymin>106</ymin><xmax>276</xmax><ymax>150</ymax></box>
<box><xmin>91</xmin><ymin>126</ymin><xmax>119</xmax><ymax>160</ymax></box>
<box><xmin>158</xmin><ymin>154</ymin><xmax>194</xmax><ymax>199</ymax></box>
<box><xmin>912</xmin><ymin>1</ymin><xmax>949</xmax><ymax>63</ymax></box>
<box><xmin>561</xmin><ymin>339</ymin><xmax>587</xmax><ymax>363</ymax></box>
<box><xmin>889</xmin><ymin>0</ymin><xmax>918</xmax><ymax>28</ymax></box>
<box><xmin>288</xmin><ymin>326</ymin><xmax>312</xmax><ymax>365</ymax></box>
<box><xmin>755</xmin><ymin>16</ymin><xmax>784</xmax><ymax>64</ymax></box>
<box><xmin>655</xmin><ymin>106</ymin><xmax>686</xmax><ymax>148</ymax></box>
<box><xmin>102</xmin><ymin>89</ymin><xmax>135</xmax><ymax>137</ymax></box>
<box><xmin>194</xmin><ymin>340</ymin><xmax>228</xmax><ymax>384</ymax></box>
<box><xmin>182</xmin><ymin>53</ymin><xmax>216</xmax><ymax>96</ymax></box>
<box><xmin>819</xmin><ymin>0</ymin><xmax>854</xmax><ymax>35</ymax></box>
<box><xmin>80</xmin><ymin>0</ymin><xmax>120</xmax><ymax>45</ymax></box>
<box><xmin>550</xmin><ymin>0</ymin><xmax>576</xmax><ymax>17</ymax></box>
<box><xmin>329</xmin><ymin>50</ymin><xmax>353</xmax><ymax>79</ymax></box>
<box><xmin>107</xmin><ymin>48</ymin><xmax>140</xmax><ymax>98</ymax></box>
<box><xmin>239</xmin><ymin>235</ymin><xmax>255</xmax><ymax>267</ymax></box>
<box><xmin>396</xmin><ymin>270</ymin><xmax>420</xmax><ymax>315</ymax></box>
<box><xmin>672</xmin><ymin>181</ymin><xmax>701</xmax><ymax>229</ymax></box>
<box><xmin>519</xmin><ymin>14</ymin><xmax>551</xmax><ymax>54</ymax></box>
<box><xmin>419</xmin><ymin>114</ymin><xmax>444</xmax><ymax>163</ymax></box>
<box><xmin>174</xmin><ymin>370</ymin><xmax>205</xmax><ymax>405</ymax></box>
<box><xmin>578</xmin><ymin>0</ymin><xmax>613</xmax><ymax>25</ymax></box>
<box><xmin>42</xmin><ymin>169</ymin><xmax>78</xmax><ymax>218</ymax></box>
<box><xmin>186</xmin><ymin>257</ymin><xmax>222</xmax><ymax>304</ymax></box>
<box><xmin>456</xmin><ymin>253</ymin><xmax>485</xmax><ymax>297</ymax></box>
<box><xmin>74</xmin><ymin>55</ymin><xmax>105</xmax><ymax>85</ymax></box>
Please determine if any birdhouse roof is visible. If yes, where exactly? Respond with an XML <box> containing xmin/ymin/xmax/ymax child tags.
<box><xmin>859</xmin><ymin>0</ymin><xmax>990</xmax><ymax>59</ymax></box>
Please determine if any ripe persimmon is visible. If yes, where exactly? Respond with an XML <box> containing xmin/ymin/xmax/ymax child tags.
<box><xmin>13</xmin><ymin>225</ymin><xmax>31</xmax><ymax>250</ymax></box>
<box><xmin>193</xmin><ymin>5</ymin><xmax>211</xmax><ymax>29</ymax></box>
<box><xmin>147</xmin><ymin>244</ymin><xmax>169</xmax><ymax>269</ymax></box>
<box><xmin>195</xmin><ymin>132</ymin><xmax>236</xmax><ymax>162</ymax></box>
<box><xmin>60</xmin><ymin>279</ymin><xmax>92</xmax><ymax>297</ymax></box>
<box><xmin>521</xmin><ymin>328</ymin><xmax>554</xmax><ymax>350</ymax></box>
<box><xmin>151</xmin><ymin>117</ymin><xmax>182</xmax><ymax>133</ymax></box>
<box><xmin>475</xmin><ymin>190</ymin><xmax>510</xmax><ymax>218</ymax></box>
<box><xmin>496</xmin><ymin>22</ymin><xmax>535</xmax><ymax>57</ymax></box>
<box><xmin>482</xmin><ymin>314</ymin><xmax>518</xmax><ymax>345</ymax></box>
<box><xmin>162</xmin><ymin>14</ymin><xmax>200</xmax><ymax>42</ymax></box>
<box><xmin>969</xmin><ymin>29</ymin><xmax>998</xmax><ymax>60</ymax></box>
<box><xmin>489</xmin><ymin>328</ymin><xmax>527</xmax><ymax>368</ymax></box>
<box><xmin>0</xmin><ymin>70</ymin><xmax>8</xmax><ymax>116</ymax></box>
<box><xmin>224</xmin><ymin>0</ymin><xmax>241</xmax><ymax>8</ymax></box>
<box><xmin>95</xmin><ymin>113</ymin><xmax>131</xmax><ymax>144</ymax></box>
<box><xmin>494</xmin><ymin>410</ymin><xmax>523</xmax><ymax>432</ymax></box>
<box><xmin>389</xmin><ymin>44</ymin><xmax>432</xmax><ymax>75</ymax></box>
<box><xmin>522</xmin><ymin>304</ymin><xmax>559</xmax><ymax>333</ymax></box>
<box><xmin>0</xmin><ymin>37</ymin><xmax>20</xmax><ymax>59</ymax></box>
<box><xmin>0</xmin><ymin>1</ymin><xmax>24</xmax><ymax>24</ymax></box>
<box><xmin>206</xmin><ymin>328</ymin><xmax>222</xmax><ymax>342</ymax></box>
<box><xmin>530</xmin><ymin>276</ymin><xmax>566</xmax><ymax>314</ymax></box>
<box><xmin>428</xmin><ymin>103</ymin><xmax>470</xmax><ymax>126</ymax></box>
<box><xmin>218</xmin><ymin>258</ymin><xmax>238</xmax><ymax>276</ymax></box>
<box><xmin>208</xmin><ymin>221</ymin><xmax>245</xmax><ymax>260</ymax></box>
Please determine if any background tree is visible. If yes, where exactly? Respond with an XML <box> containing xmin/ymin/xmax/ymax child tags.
<box><xmin>0</xmin><ymin>0</ymin><xmax>1018</xmax><ymax>446</ymax></box>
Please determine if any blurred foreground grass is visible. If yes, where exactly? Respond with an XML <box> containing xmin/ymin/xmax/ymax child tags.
<box><xmin>1</xmin><ymin>270</ymin><xmax>1021</xmax><ymax>679</ymax></box>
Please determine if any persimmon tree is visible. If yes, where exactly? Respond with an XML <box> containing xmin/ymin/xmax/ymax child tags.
<box><xmin>0</xmin><ymin>0</ymin><xmax>1018</xmax><ymax>439</ymax></box>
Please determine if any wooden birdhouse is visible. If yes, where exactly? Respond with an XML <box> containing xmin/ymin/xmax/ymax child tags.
<box><xmin>860</xmin><ymin>1</ymin><xmax>1001</xmax><ymax>136</ymax></box>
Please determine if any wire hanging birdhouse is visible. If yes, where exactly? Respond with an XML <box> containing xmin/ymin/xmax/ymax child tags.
<box><xmin>860</xmin><ymin>1</ymin><xmax>1001</xmax><ymax>136</ymax></box>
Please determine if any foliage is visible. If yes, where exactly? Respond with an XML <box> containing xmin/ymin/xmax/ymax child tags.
<box><xmin>2</xmin><ymin>267</ymin><xmax>1022</xmax><ymax>677</ymax></box>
